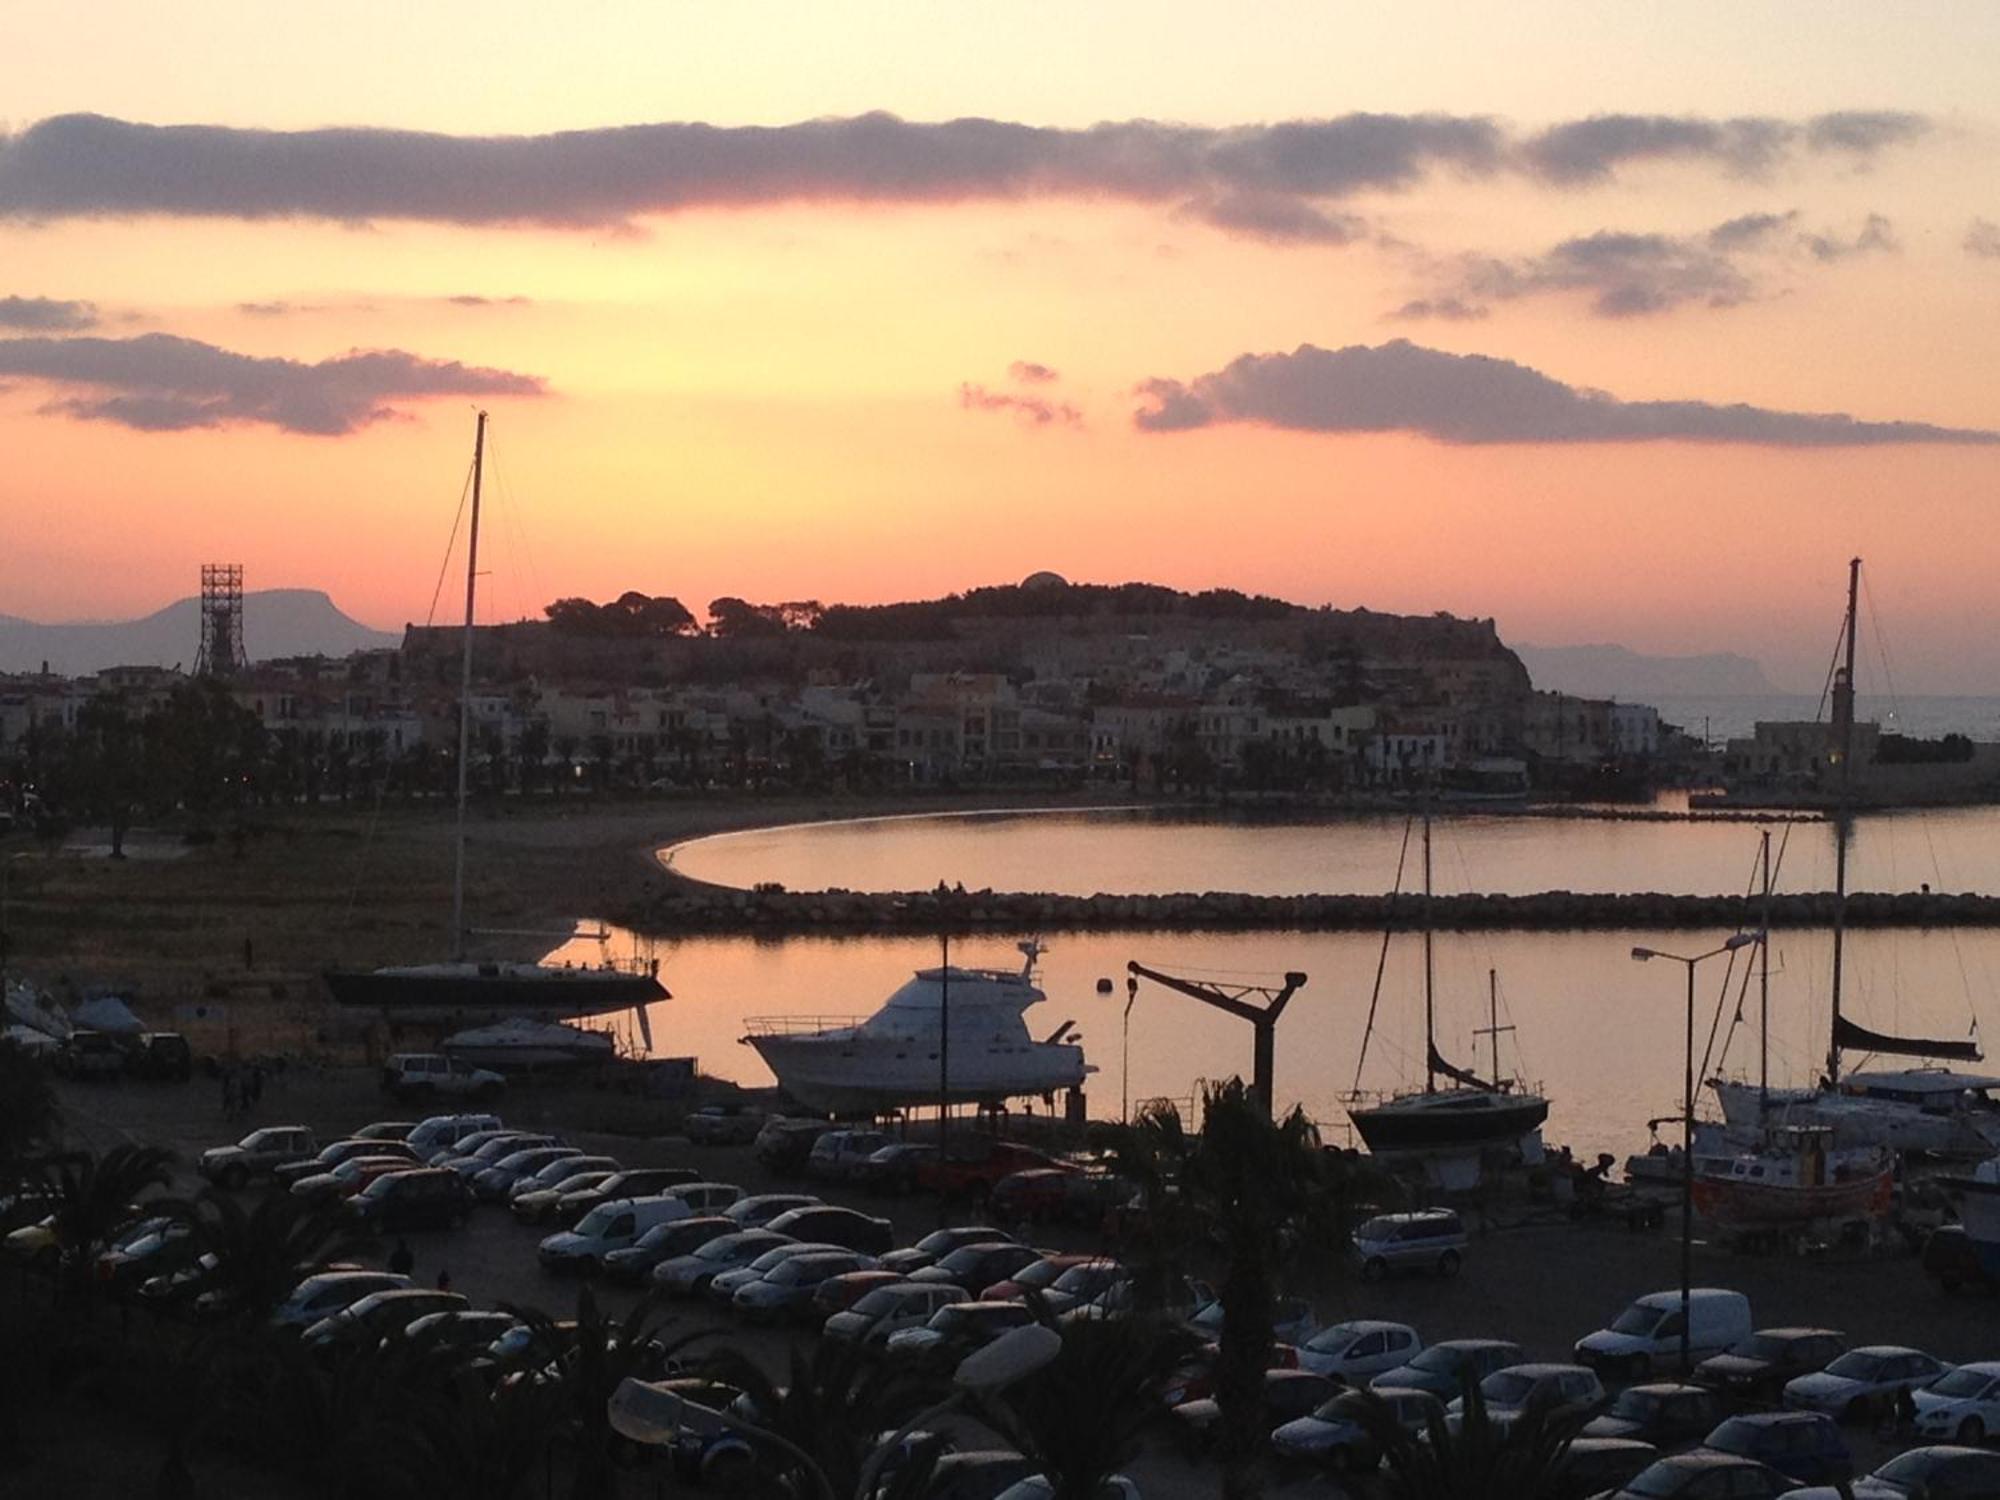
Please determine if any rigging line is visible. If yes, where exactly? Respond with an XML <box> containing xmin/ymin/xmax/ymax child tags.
<box><xmin>1698</xmin><ymin>944</ymin><xmax>1749</xmax><ymax>1086</ymax></box>
<box><xmin>425</xmin><ymin>456</ymin><xmax>478</xmax><ymax>630</ymax></box>
<box><xmin>1352</xmin><ymin>815</ymin><xmax>1415</xmax><ymax>1095</ymax></box>
<box><xmin>1709</xmin><ymin>834</ymin><xmax>1778</xmax><ymax>1077</ymax></box>
<box><xmin>492</xmin><ymin>433</ymin><xmax>548</xmax><ymax>631</ymax></box>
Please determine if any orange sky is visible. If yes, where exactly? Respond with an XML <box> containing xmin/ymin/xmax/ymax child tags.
<box><xmin>4</xmin><ymin>3</ymin><xmax>1999</xmax><ymax>690</ymax></box>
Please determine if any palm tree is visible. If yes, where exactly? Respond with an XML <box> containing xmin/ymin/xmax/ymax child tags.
<box><xmin>0</xmin><ymin>1038</ymin><xmax>58</xmax><ymax>1190</ymax></box>
<box><xmin>1335</xmin><ymin>1375</ymin><xmax>1584</xmax><ymax>1500</ymax></box>
<box><xmin>221</xmin><ymin>1328</ymin><xmax>435</xmax><ymax>1500</ymax></box>
<box><xmin>39</xmin><ymin>1143</ymin><xmax>175</xmax><ymax>1302</ymax></box>
<box><xmin>172</xmin><ymin>1185</ymin><xmax>375</xmax><ymax>1329</ymax></box>
<box><xmin>1114</xmin><ymin>1080</ymin><xmax>1332</xmax><ymax>1500</ymax></box>
<box><xmin>972</xmin><ymin>1309</ymin><xmax>1190</xmax><ymax>1500</ymax></box>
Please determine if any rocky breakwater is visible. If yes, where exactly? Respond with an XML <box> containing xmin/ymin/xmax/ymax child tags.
<box><xmin>616</xmin><ymin>878</ymin><xmax>2000</xmax><ymax>936</ymax></box>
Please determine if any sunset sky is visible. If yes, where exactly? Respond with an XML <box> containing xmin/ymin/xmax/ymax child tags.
<box><xmin>5</xmin><ymin>2</ymin><xmax>1999</xmax><ymax>690</ymax></box>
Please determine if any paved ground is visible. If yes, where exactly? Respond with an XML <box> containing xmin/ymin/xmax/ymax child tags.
<box><xmin>49</xmin><ymin>1067</ymin><xmax>1997</xmax><ymax>1497</ymax></box>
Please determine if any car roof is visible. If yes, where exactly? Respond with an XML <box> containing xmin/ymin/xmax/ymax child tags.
<box><xmin>1501</xmin><ymin>1363</ymin><xmax>1592</xmax><ymax>1378</ymax></box>
<box><xmin>1945</xmin><ymin>1362</ymin><xmax>2000</xmax><ymax>1377</ymax></box>
<box><xmin>1848</xmin><ymin>1345</ymin><xmax>1927</xmax><ymax>1358</ymax></box>
<box><xmin>1718</xmin><ymin>1410</ymin><xmax>1828</xmax><ymax>1428</ymax></box>
<box><xmin>1753</xmin><ymin>1327</ymin><xmax>1843</xmax><ymax>1339</ymax></box>
<box><xmin>1322</xmin><ymin>1319</ymin><xmax>1415</xmax><ymax>1336</ymax></box>
<box><xmin>1627</xmin><ymin>1383</ymin><xmax>1707</xmax><ymax>1397</ymax></box>
<box><xmin>1435</xmin><ymin>1338</ymin><xmax>1521</xmax><ymax>1352</ymax></box>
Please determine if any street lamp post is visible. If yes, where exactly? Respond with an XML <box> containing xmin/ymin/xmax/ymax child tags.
<box><xmin>1630</xmin><ymin>932</ymin><xmax>1760</xmax><ymax>1375</ymax></box>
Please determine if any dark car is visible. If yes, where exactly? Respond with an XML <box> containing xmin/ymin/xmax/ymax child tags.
<box><xmin>914</xmin><ymin>1140</ymin><xmax>1061</xmax><ymax>1198</ymax></box>
<box><xmin>557</xmin><ymin>1167</ymin><xmax>701</xmax><ymax>1223</ymax></box>
<box><xmin>1923</xmin><ymin>1227</ymin><xmax>1998</xmax><ymax>1295</ymax></box>
<box><xmin>910</xmin><ymin>1242</ymin><xmax>1043</xmax><ymax>1295</ymax></box>
<box><xmin>989</xmin><ymin>1169</ymin><xmax>1080</xmax><ymax>1223</ymax></box>
<box><xmin>857</xmin><ymin>1143</ymin><xmax>936</xmax><ymax>1194</ymax></box>
<box><xmin>683</xmin><ymin>1105</ymin><xmax>765</xmax><ymax>1146</ymax></box>
<box><xmin>1606</xmin><ymin>1451</ymin><xmax>1799</xmax><ymax>1500</ymax></box>
<box><xmin>1696</xmin><ymin>1329</ymin><xmax>1848</xmax><ymax>1404</ymax></box>
<box><xmin>755</xmin><ymin>1118</ymin><xmax>834</xmax><ymax>1174</ymax></box>
<box><xmin>881</xmin><ymin>1226</ymin><xmax>1018</xmax><ymax>1276</ymax></box>
<box><xmin>303</xmin><ymin>1288</ymin><xmax>469</xmax><ymax>1349</ymax></box>
<box><xmin>1172</xmin><ymin>1369</ymin><xmax>1345</xmax><ymax>1453</ymax></box>
<box><xmin>1700</xmin><ymin>1412</ymin><xmax>1851</xmax><ymax>1487</ymax></box>
<box><xmin>58</xmin><ymin>1029</ymin><xmax>131</xmax><ymax>1080</ymax></box>
<box><xmin>1552</xmin><ymin>1438</ymin><xmax>1659</xmax><ymax>1500</ymax></box>
<box><xmin>1371</xmin><ymin>1339</ymin><xmax>1528</xmax><ymax>1401</ymax></box>
<box><xmin>764</xmin><ymin>1205</ymin><xmax>894</xmax><ymax>1255</ymax></box>
<box><xmin>276</xmin><ymin>1138</ymin><xmax>423</xmax><ymax>1190</ymax></box>
<box><xmin>127</xmin><ymin>1032</ymin><xmax>193</xmax><ymax>1082</ymax></box>
<box><xmin>811</xmin><ymin>1269</ymin><xmax>908</xmax><ymax>1322</ymax></box>
<box><xmin>346</xmin><ymin>1167</ymin><xmax>474</xmax><ymax>1231</ymax></box>
<box><xmin>724</xmin><ymin>1193</ymin><xmax>822</xmax><ymax>1229</ymax></box>
<box><xmin>885</xmin><ymin>1300</ymin><xmax>1038</xmax><ymax>1370</ymax></box>
<box><xmin>600</xmin><ymin>1216</ymin><xmax>737</xmax><ymax>1286</ymax></box>
<box><xmin>1584</xmin><ymin>1384</ymin><xmax>1720</xmax><ymax>1446</ymax></box>
<box><xmin>1844</xmin><ymin>1445</ymin><xmax>2000</xmax><ymax>1500</ymax></box>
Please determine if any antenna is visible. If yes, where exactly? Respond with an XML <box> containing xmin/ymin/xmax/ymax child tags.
<box><xmin>195</xmin><ymin>563</ymin><xmax>247</xmax><ymax>677</ymax></box>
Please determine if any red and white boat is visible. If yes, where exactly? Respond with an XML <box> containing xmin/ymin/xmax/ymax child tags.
<box><xmin>1690</xmin><ymin>1125</ymin><xmax>1893</xmax><ymax>1229</ymax></box>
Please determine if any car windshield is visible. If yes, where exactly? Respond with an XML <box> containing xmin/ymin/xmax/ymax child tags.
<box><xmin>1354</xmin><ymin>1215</ymin><xmax>1396</xmax><ymax>1239</ymax></box>
<box><xmin>1410</xmin><ymin>1346</ymin><xmax>1465</xmax><ymax>1374</ymax></box>
<box><xmin>1624</xmin><ymin>1461</ymin><xmax>1694</xmax><ymax>1498</ymax></box>
<box><xmin>1481</xmin><ymin>1372</ymin><xmax>1536</xmax><ymax>1405</ymax></box>
<box><xmin>751</xmin><ymin>1246</ymin><xmax>806</xmax><ymax>1271</ymax></box>
<box><xmin>699</xmin><ymin>1235</ymin><xmax>766</xmax><ymax>1262</ymax></box>
<box><xmin>1014</xmin><ymin>1259</ymin><xmax>1064</xmax><ymax>1289</ymax></box>
<box><xmin>1611</xmin><ymin>1305</ymin><xmax>1665</xmax><ymax>1336</ymax></box>
<box><xmin>854</xmin><ymin>1288</ymin><xmax>911</xmax><ymax>1316</ymax></box>
<box><xmin>1875</xmin><ymin>1450</ymin><xmax>1959</xmax><ymax>1488</ymax></box>
<box><xmin>554</xmin><ymin>1173</ymin><xmax>611</xmax><ymax>1195</ymax></box>
<box><xmin>1310</xmin><ymin>1395</ymin><xmax>1356</xmax><ymax>1422</ymax></box>
<box><xmin>1306</xmin><ymin>1325</ymin><xmax>1362</xmax><ymax>1354</ymax></box>
<box><xmin>1826</xmin><ymin>1352</ymin><xmax>1888</xmax><ymax>1380</ymax></box>
<box><xmin>1731</xmin><ymin>1333</ymin><xmax>1788</xmax><ymax>1360</ymax></box>
<box><xmin>767</xmin><ymin>1261</ymin><xmax>814</xmax><ymax>1285</ymax></box>
<box><xmin>1611</xmin><ymin>1390</ymin><xmax>1663</xmax><ymax>1420</ymax></box>
<box><xmin>574</xmin><ymin>1204</ymin><xmax>622</xmax><ymax>1236</ymax></box>
<box><xmin>241</xmin><ymin>1130</ymin><xmax>285</xmax><ymax>1149</ymax></box>
<box><xmin>1930</xmin><ymin>1368</ymin><xmax>1993</xmax><ymax>1398</ymax></box>
<box><xmin>1190</xmin><ymin>1302</ymin><xmax>1224</xmax><ymax>1332</ymax></box>
<box><xmin>1705</xmin><ymin>1419</ymin><xmax>1759</xmax><ymax>1455</ymax></box>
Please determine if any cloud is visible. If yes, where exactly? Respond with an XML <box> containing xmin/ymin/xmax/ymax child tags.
<box><xmin>446</xmin><ymin>293</ymin><xmax>532</xmax><ymax>307</ymax></box>
<box><xmin>1801</xmin><ymin>212</ymin><xmax>1897</xmax><ymax>261</ymax></box>
<box><xmin>1390</xmin><ymin>297</ymin><xmax>1489</xmax><ymax>322</ymax></box>
<box><xmin>1521</xmin><ymin>110</ymin><xmax>1928</xmax><ymax>183</ymax></box>
<box><xmin>0</xmin><ymin>332</ymin><xmax>544</xmax><ymax>434</ymax></box>
<box><xmin>1009</xmin><ymin>361</ymin><xmax>1059</xmax><ymax>384</ymax></box>
<box><xmin>1969</xmin><ymin>218</ymin><xmax>2000</xmax><ymax>259</ymax></box>
<box><xmin>1131</xmin><ymin>339</ymin><xmax>1999</xmax><ymax>447</ymax></box>
<box><xmin>0</xmin><ymin>109</ymin><xmax>1927</xmax><ymax>241</ymax></box>
<box><xmin>238</xmin><ymin>299</ymin><xmax>312</xmax><ymax>317</ymax></box>
<box><xmin>960</xmin><ymin>381</ymin><xmax>1081</xmax><ymax>428</ymax></box>
<box><xmin>1706</xmin><ymin>210</ymin><xmax>1799</xmax><ymax>249</ymax></box>
<box><xmin>0</xmin><ymin>295</ymin><xmax>97</xmax><ymax>331</ymax></box>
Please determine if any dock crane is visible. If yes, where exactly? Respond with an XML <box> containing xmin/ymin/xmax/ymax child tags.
<box><xmin>1124</xmin><ymin>961</ymin><xmax>1307</xmax><ymax>1118</ymax></box>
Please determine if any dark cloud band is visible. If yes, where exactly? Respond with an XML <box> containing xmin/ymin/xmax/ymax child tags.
<box><xmin>0</xmin><ymin>295</ymin><xmax>97</xmax><ymax>331</ymax></box>
<box><xmin>1133</xmin><ymin>339</ymin><xmax>1998</xmax><ymax>447</ymax></box>
<box><xmin>0</xmin><ymin>332</ymin><xmax>543</xmax><ymax>434</ymax></box>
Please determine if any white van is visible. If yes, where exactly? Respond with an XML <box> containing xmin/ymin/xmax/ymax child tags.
<box><xmin>406</xmin><ymin>1113</ymin><xmax>503</xmax><ymax>1159</ymax></box>
<box><xmin>1574</xmin><ymin>1288</ymin><xmax>1752</xmax><ymax>1379</ymax></box>
<box><xmin>539</xmin><ymin>1195</ymin><xmax>693</xmax><ymax>1273</ymax></box>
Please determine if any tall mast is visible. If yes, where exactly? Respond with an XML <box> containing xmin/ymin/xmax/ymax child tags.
<box><xmin>1422</xmin><ymin>805</ymin><xmax>1435</xmax><ymax>1094</ymax></box>
<box><xmin>1826</xmin><ymin>555</ymin><xmax>1860</xmax><ymax>1087</ymax></box>
<box><xmin>1759</xmin><ymin>828</ymin><xmax>1772</xmax><ymax>1103</ymax></box>
<box><xmin>450</xmin><ymin>411</ymin><xmax>487</xmax><ymax>963</ymax></box>
<box><xmin>1488</xmin><ymin>969</ymin><xmax>1500</xmax><ymax>1085</ymax></box>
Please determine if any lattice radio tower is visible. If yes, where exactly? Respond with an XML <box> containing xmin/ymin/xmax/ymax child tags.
<box><xmin>195</xmin><ymin>563</ymin><xmax>247</xmax><ymax>677</ymax></box>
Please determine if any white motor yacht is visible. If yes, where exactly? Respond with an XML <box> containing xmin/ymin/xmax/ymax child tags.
<box><xmin>741</xmin><ymin>940</ymin><xmax>1092</xmax><ymax>1114</ymax></box>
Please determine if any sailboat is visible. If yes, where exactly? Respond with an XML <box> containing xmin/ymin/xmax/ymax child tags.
<box><xmin>1347</xmin><ymin>810</ymin><xmax>1550</xmax><ymax>1156</ymax></box>
<box><xmin>1708</xmin><ymin>558</ymin><xmax>1993</xmax><ymax>1156</ymax></box>
<box><xmin>323</xmin><ymin>413</ymin><xmax>668</xmax><ymax>1027</ymax></box>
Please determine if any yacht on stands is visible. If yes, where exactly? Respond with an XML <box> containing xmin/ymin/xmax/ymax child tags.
<box><xmin>741</xmin><ymin>940</ymin><xmax>1092</xmax><ymax>1115</ymax></box>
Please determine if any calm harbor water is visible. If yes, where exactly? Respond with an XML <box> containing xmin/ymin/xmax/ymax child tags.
<box><xmin>549</xmin><ymin>803</ymin><xmax>2000</xmax><ymax>1161</ymax></box>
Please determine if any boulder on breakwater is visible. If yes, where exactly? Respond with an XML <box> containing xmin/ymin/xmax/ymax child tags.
<box><xmin>615</xmin><ymin>879</ymin><xmax>2000</xmax><ymax>936</ymax></box>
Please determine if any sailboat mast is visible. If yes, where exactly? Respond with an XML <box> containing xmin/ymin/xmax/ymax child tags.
<box><xmin>1488</xmin><ymin>968</ymin><xmax>1500</xmax><ymax>1085</ymax></box>
<box><xmin>1759</xmin><ymin>829</ymin><xmax>1772</xmax><ymax>1103</ymax></box>
<box><xmin>1422</xmin><ymin>806</ymin><xmax>1435</xmax><ymax>1094</ymax></box>
<box><xmin>1826</xmin><ymin>555</ymin><xmax>1860</xmax><ymax>1087</ymax></box>
<box><xmin>450</xmin><ymin>411</ymin><xmax>487</xmax><ymax>964</ymax></box>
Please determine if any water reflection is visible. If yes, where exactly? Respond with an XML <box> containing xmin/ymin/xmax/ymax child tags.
<box><xmin>546</xmin><ymin>920</ymin><xmax>2000</xmax><ymax>1163</ymax></box>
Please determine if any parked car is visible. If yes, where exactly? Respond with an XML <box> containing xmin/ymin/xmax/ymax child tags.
<box><xmin>1551</xmin><ymin>1438</ymin><xmax>1659</xmax><ymax>1500</ymax></box>
<box><xmin>1577</xmin><ymin>1289</ymin><xmax>1755</xmax><ymax>1381</ymax></box>
<box><xmin>1190</xmin><ymin>1295</ymin><xmax>1317</xmax><ymax>1349</ymax></box>
<box><xmin>600</xmin><ymin>1216</ymin><xmax>737</xmax><ymax>1286</ymax></box>
<box><xmin>732</xmin><ymin>1249</ymin><xmax>879</xmax><ymax>1323</ymax></box>
<box><xmin>1782</xmin><ymin>1347</ymin><xmax>1951</xmax><ymax>1424</ymax></box>
<box><xmin>1035</xmin><ymin>1258</ymin><xmax>1128</xmax><ymax>1316</ymax></box>
<box><xmin>1911</xmin><ymin>1362</ymin><xmax>2000</xmax><ymax>1445</ymax></box>
<box><xmin>764</xmin><ymin>1205</ymin><xmax>893</xmax><ymax>1255</ymax></box>
<box><xmin>1370</xmin><ymin>1338</ymin><xmax>1526</xmax><ymax>1400</ymax></box>
<box><xmin>1801</xmin><ymin>1445</ymin><xmax>2000</xmax><ymax>1500</ymax></box>
<box><xmin>882</xmin><ymin>1226</ymin><xmax>1017</xmax><ymax>1276</ymax></box>
<box><xmin>126</xmin><ymin>1032</ymin><xmax>193</xmax><ymax>1082</ymax></box>
<box><xmin>540</xmin><ymin>1196</ymin><xmax>700</xmax><ymax>1274</ymax></box>
<box><xmin>683</xmin><ymin>1105</ymin><xmax>765</xmax><ymax>1146</ymax></box>
<box><xmin>199</xmin><ymin>1126</ymin><xmax>318</xmax><ymax>1189</ymax></box>
<box><xmin>407</xmin><ymin>1113</ymin><xmax>504</xmax><ymax>1161</ymax></box>
<box><xmin>1272</xmin><ymin>1386</ymin><xmax>1442</xmax><ymax>1473</ymax></box>
<box><xmin>345</xmin><ymin>1167</ymin><xmax>475</xmax><ymax>1231</ymax></box>
<box><xmin>886</xmin><ymin>1300</ymin><xmax>1039</xmax><ymax>1369</ymax></box>
<box><xmin>811</xmin><ymin>1269</ymin><xmax>909</xmax><ymax>1322</ymax></box>
<box><xmin>510</xmin><ymin>1154</ymin><xmax>621</xmax><ymax>1204</ymax></box>
<box><xmin>654</xmin><ymin>1229</ymin><xmax>796</xmax><ymax>1297</ymax></box>
<box><xmin>93</xmin><ymin>1216</ymin><xmax>197</xmax><ymax>1291</ymax></box>
<box><xmin>290</xmin><ymin>1154</ymin><xmax>419</xmax><ymax>1201</ymax></box>
<box><xmin>915</xmin><ymin>1140</ymin><xmax>1061</xmax><ymax>1198</ymax></box>
<box><xmin>399</xmin><ymin>1309</ymin><xmax>523</xmax><ymax>1354</ymax></box>
<box><xmin>1172</xmin><ymin>1369</ymin><xmax>1344</xmax><ymax>1454</ymax></box>
<box><xmin>438</xmin><ymin>1132</ymin><xmax>556</xmax><ymax>1177</ymax></box>
<box><xmin>911</xmin><ymin>1242</ymin><xmax>1042</xmax><ymax>1295</ymax></box>
<box><xmin>1700</xmin><ymin>1412</ymin><xmax>1852</xmax><ymax>1487</ymax></box>
<box><xmin>381</xmin><ymin>1052</ymin><xmax>504</xmax><ymax>1102</ymax></box>
<box><xmin>988</xmin><ymin>1169</ymin><xmax>1079</xmax><ymax>1224</ymax></box>
<box><xmin>354</xmin><ymin>1120</ymin><xmax>417</xmax><ymax>1142</ymax></box>
<box><xmin>56</xmin><ymin>1029</ymin><xmax>129</xmax><ymax>1080</ymax></box>
<box><xmin>1351</xmin><ymin>1209</ymin><xmax>1468</xmax><ymax>1281</ymax></box>
<box><xmin>512</xmin><ymin>1170</ymin><xmax>621</xmax><ymax>1226</ymax></box>
<box><xmin>808</xmin><ymin>1129</ymin><xmax>893</xmax><ymax>1183</ymax></box>
<box><xmin>723</xmin><ymin>1193</ymin><xmax>821</xmax><ymax>1229</ymax></box>
<box><xmin>1584</xmin><ymin>1384</ymin><xmax>1719</xmax><ymax>1446</ymax></box>
<box><xmin>275</xmin><ymin>1138</ymin><xmax>421</xmax><ymax>1190</ymax></box>
<box><xmin>755</xmin><ymin>1118</ymin><xmax>834</xmax><ymax>1173</ymax></box>
<box><xmin>1452</xmin><ymin>1364</ymin><xmax>1606</xmax><ymax>1432</ymax></box>
<box><xmin>1695</xmin><ymin>1329</ymin><xmax>1848</xmax><ymax>1405</ymax></box>
<box><xmin>303</xmin><ymin>1288</ymin><xmax>469</xmax><ymax>1348</ymax></box>
<box><xmin>1601</xmin><ymin>1451</ymin><xmax>1798</xmax><ymax>1500</ymax></box>
<box><xmin>474</xmin><ymin>1145</ymin><xmax>585</xmax><ymax>1201</ymax></box>
<box><xmin>823</xmin><ymin>1281</ymin><xmax>966</xmax><ymax>1349</ymax></box>
<box><xmin>981</xmin><ymin>1252</ymin><xmax>1093</xmax><ymax>1304</ymax></box>
<box><xmin>558</xmin><ymin>1167</ymin><xmax>702</xmax><ymax>1221</ymax></box>
<box><xmin>1922</xmin><ymin>1226</ymin><xmax>1998</xmax><ymax>1295</ymax></box>
<box><xmin>1297</xmin><ymin>1320</ymin><xmax>1423</xmax><ymax>1382</ymax></box>
<box><xmin>706</xmin><ymin>1242</ymin><xmax>844</xmax><ymax>1305</ymax></box>
<box><xmin>272</xmin><ymin>1270</ymin><xmax>412</xmax><ymax>1331</ymax></box>
<box><xmin>857</xmin><ymin>1143</ymin><xmax>936</xmax><ymax>1194</ymax></box>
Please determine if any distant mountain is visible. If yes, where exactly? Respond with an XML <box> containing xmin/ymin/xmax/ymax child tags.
<box><xmin>0</xmin><ymin>589</ymin><xmax>399</xmax><ymax>676</ymax></box>
<box><xmin>1514</xmin><ymin>642</ymin><xmax>1780</xmax><ymax>699</ymax></box>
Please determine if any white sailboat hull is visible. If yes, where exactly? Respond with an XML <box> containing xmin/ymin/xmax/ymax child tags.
<box><xmin>745</xmin><ymin>1034</ymin><xmax>1090</xmax><ymax>1114</ymax></box>
<box><xmin>1710</xmin><ymin>1078</ymin><xmax>1999</xmax><ymax>1157</ymax></box>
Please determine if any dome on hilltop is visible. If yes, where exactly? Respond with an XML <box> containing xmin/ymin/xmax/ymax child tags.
<box><xmin>1021</xmin><ymin>570</ymin><xmax>1069</xmax><ymax>591</ymax></box>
